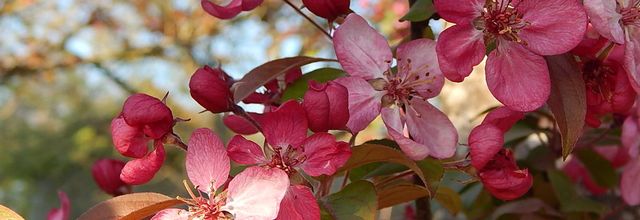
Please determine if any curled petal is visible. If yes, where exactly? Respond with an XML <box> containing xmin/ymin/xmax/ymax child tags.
<box><xmin>276</xmin><ymin>185</ymin><xmax>321</xmax><ymax>220</ymax></box>
<box><xmin>121</xmin><ymin>94</ymin><xmax>174</xmax><ymax>139</ymax></box>
<box><xmin>625</xmin><ymin>28</ymin><xmax>640</xmax><ymax>92</ymax></box>
<box><xmin>92</xmin><ymin>159</ymin><xmax>129</xmax><ymax>196</ymax></box>
<box><xmin>396</xmin><ymin>38</ymin><xmax>445</xmax><ymax>98</ymax></box>
<box><xmin>334</xmin><ymin>77</ymin><xmax>384</xmax><ymax>133</ymax></box>
<box><xmin>47</xmin><ymin>191</ymin><xmax>70</xmax><ymax>220</ymax></box>
<box><xmin>478</xmin><ymin>150</ymin><xmax>533</xmax><ymax>200</ymax></box>
<box><xmin>187</xmin><ymin>128</ymin><xmax>230</xmax><ymax>194</ymax></box>
<box><xmin>486</xmin><ymin>42</ymin><xmax>550</xmax><ymax>112</ymax></box>
<box><xmin>622</xmin><ymin>158</ymin><xmax>640</xmax><ymax>205</ymax></box>
<box><xmin>405</xmin><ymin>100</ymin><xmax>458</xmax><ymax>159</ymax></box>
<box><xmin>583</xmin><ymin>0</ymin><xmax>625</xmax><ymax>44</ymax></box>
<box><xmin>189</xmin><ymin>66</ymin><xmax>235</xmax><ymax>113</ymax></box>
<box><xmin>433</xmin><ymin>0</ymin><xmax>484</xmax><ymax>24</ymax></box>
<box><xmin>333</xmin><ymin>13</ymin><xmax>392</xmax><ymax>80</ymax></box>
<box><xmin>303</xmin><ymin>81</ymin><xmax>350</xmax><ymax>132</ymax></box>
<box><xmin>120</xmin><ymin>142</ymin><xmax>166</xmax><ymax>185</ymax></box>
<box><xmin>151</xmin><ymin>208</ymin><xmax>189</xmax><ymax>220</ymax></box>
<box><xmin>518</xmin><ymin>0</ymin><xmax>587</xmax><ymax>55</ymax></box>
<box><xmin>261</xmin><ymin>101</ymin><xmax>308</xmax><ymax>148</ymax></box>
<box><xmin>381</xmin><ymin>106</ymin><xmax>428</xmax><ymax>160</ymax></box>
<box><xmin>481</xmin><ymin>106</ymin><xmax>525</xmax><ymax>132</ymax></box>
<box><xmin>201</xmin><ymin>0</ymin><xmax>243</xmax><ymax>20</ymax></box>
<box><xmin>300</xmin><ymin>133</ymin><xmax>351</xmax><ymax>176</ymax></box>
<box><xmin>225</xmin><ymin>167</ymin><xmax>289</xmax><ymax>219</ymax></box>
<box><xmin>227</xmin><ymin>135</ymin><xmax>266</xmax><ymax>165</ymax></box>
<box><xmin>111</xmin><ymin>117</ymin><xmax>149</xmax><ymax>158</ymax></box>
<box><xmin>469</xmin><ymin>124</ymin><xmax>504</xmax><ymax>170</ymax></box>
<box><xmin>436</xmin><ymin>24</ymin><xmax>486</xmax><ymax>82</ymax></box>
<box><xmin>223</xmin><ymin>114</ymin><xmax>260</xmax><ymax>135</ymax></box>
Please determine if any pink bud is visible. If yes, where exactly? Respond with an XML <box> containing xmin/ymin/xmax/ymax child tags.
<box><xmin>189</xmin><ymin>66</ymin><xmax>235</xmax><ymax>113</ymax></box>
<box><xmin>121</xmin><ymin>93</ymin><xmax>174</xmax><ymax>139</ymax></box>
<box><xmin>302</xmin><ymin>0</ymin><xmax>351</xmax><ymax>22</ymax></box>
<box><xmin>92</xmin><ymin>159</ymin><xmax>131</xmax><ymax>196</ymax></box>
<box><xmin>303</xmin><ymin>80</ymin><xmax>349</xmax><ymax>132</ymax></box>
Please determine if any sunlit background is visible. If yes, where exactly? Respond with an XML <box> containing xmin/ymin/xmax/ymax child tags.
<box><xmin>0</xmin><ymin>0</ymin><xmax>501</xmax><ymax>218</ymax></box>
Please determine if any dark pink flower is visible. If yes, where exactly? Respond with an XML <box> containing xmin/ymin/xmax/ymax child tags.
<box><xmin>227</xmin><ymin>101</ymin><xmax>351</xmax><ymax>177</ymax></box>
<box><xmin>584</xmin><ymin>0</ymin><xmax>640</xmax><ymax>92</ymax></box>
<box><xmin>434</xmin><ymin>0</ymin><xmax>587</xmax><ymax>112</ymax></box>
<box><xmin>111</xmin><ymin>93</ymin><xmax>176</xmax><ymax>185</ymax></box>
<box><xmin>201</xmin><ymin>0</ymin><xmax>263</xmax><ymax>20</ymax></box>
<box><xmin>47</xmin><ymin>191</ymin><xmax>70</xmax><ymax>220</ymax></box>
<box><xmin>333</xmin><ymin>14</ymin><xmax>458</xmax><ymax>160</ymax></box>
<box><xmin>153</xmin><ymin>128</ymin><xmax>289</xmax><ymax>219</ymax></box>
<box><xmin>276</xmin><ymin>185</ymin><xmax>320</xmax><ymax>220</ymax></box>
<box><xmin>223</xmin><ymin>113</ymin><xmax>261</xmax><ymax>135</ymax></box>
<box><xmin>469</xmin><ymin>107</ymin><xmax>532</xmax><ymax>200</ymax></box>
<box><xmin>302</xmin><ymin>0</ymin><xmax>351</xmax><ymax>22</ymax></box>
<box><xmin>189</xmin><ymin>65</ymin><xmax>235</xmax><ymax>114</ymax></box>
<box><xmin>622</xmin><ymin>158</ymin><xmax>640</xmax><ymax>205</ymax></box>
<box><xmin>303</xmin><ymin>80</ymin><xmax>349</xmax><ymax>132</ymax></box>
<box><xmin>91</xmin><ymin>159</ymin><xmax>131</xmax><ymax>196</ymax></box>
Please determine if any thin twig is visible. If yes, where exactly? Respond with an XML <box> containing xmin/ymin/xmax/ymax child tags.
<box><xmin>282</xmin><ymin>0</ymin><xmax>333</xmax><ymax>40</ymax></box>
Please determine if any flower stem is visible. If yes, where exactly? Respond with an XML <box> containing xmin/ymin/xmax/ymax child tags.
<box><xmin>282</xmin><ymin>0</ymin><xmax>333</xmax><ymax>40</ymax></box>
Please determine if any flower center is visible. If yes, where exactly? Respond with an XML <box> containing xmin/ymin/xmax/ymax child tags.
<box><xmin>583</xmin><ymin>60</ymin><xmax>617</xmax><ymax>103</ymax></box>
<box><xmin>621</xmin><ymin>4</ymin><xmax>640</xmax><ymax>26</ymax></box>
<box><xmin>178</xmin><ymin>181</ymin><xmax>231</xmax><ymax>220</ymax></box>
<box><xmin>267</xmin><ymin>145</ymin><xmax>306</xmax><ymax>175</ymax></box>
<box><xmin>474</xmin><ymin>0</ymin><xmax>529</xmax><ymax>44</ymax></box>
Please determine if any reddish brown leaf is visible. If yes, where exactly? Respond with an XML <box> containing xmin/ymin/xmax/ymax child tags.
<box><xmin>434</xmin><ymin>186</ymin><xmax>462</xmax><ymax>214</ymax></box>
<box><xmin>0</xmin><ymin>204</ymin><xmax>24</xmax><ymax>220</ymax></box>
<box><xmin>376</xmin><ymin>183</ymin><xmax>429</xmax><ymax>209</ymax></box>
<box><xmin>545</xmin><ymin>54</ymin><xmax>586</xmax><ymax>159</ymax></box>
<box><xmin>78</xmin><ymin>192</ymin><xmax>184</xmax><ymax>220</ymax></box>
<box><xmin>231</xmin><ymin>56</ymin><xmax>336</xmax><ymax>103</ymax></box>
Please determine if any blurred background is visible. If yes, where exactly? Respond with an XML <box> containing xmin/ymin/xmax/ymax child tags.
<box><xmin>0</xmin><ymin>0</ymin><xmax>500</xmax><ymax>218</ymax></box>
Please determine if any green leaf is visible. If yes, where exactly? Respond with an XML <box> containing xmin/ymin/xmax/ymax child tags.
<box><xmin>574</xmin><ymin>148</ymin><xmax>618</xmax><ymax>188</ymax></box>
<box><xmin>547</xmin><ymin>170</ymin><xmax>607</xmax><ymax>214</ymax></box>
<box><xmin>338</xmin><ymin>144</ymin><xmax>431</xmax><ymax>196</ymax></box>
<box><xmin>280</xmin><ymin>67</ymin><xmax>345</xmax><ymax>101</ymax></box>
<box><xmin>545</xmin><ymin>54</ymin><xmax>586</xmax><ymax>159</ymax></box>
<box><xmin>400</xmin><ymin>0</ymin><xmax>434</xmax><ymax>22</ymax></box>
<box><xmin>321</xmin><ymin>180</ymin><xmax>378</xmax><ymax>220</ymax></box>
<box><xmin>232</xmin><ymin>56</ymin><xmax>336</xmax><ymax>103</ymax></box>
<box><xmin>376</xmin><ymin>182</ymin><xmax>428</xmax><ymax>209</ymax></box>
<box><xmin>417</xmin><ymin>158</ymin><xmax>444</xmax><ymax>192</ymax></box>
<box><xmin>434</xmin><ymin>186</ymin><xmax>463</xmax><ymax>214</ymax></box>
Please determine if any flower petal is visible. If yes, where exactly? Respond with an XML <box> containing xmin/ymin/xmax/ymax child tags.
<box><xmin>189</xmin><ymin>66</ymin><xmax>235</xmax><ymax>113</ymax></box>
<box><xmin>121</xmin><ymin>94</ymin><xmax>174</xmax><ymax>139</ymax></box>
<box><xmin>583</xmin><ymin>0</ymin><xmax>625</xmax><ymax>44</ymax></box>
<box><xmin>223</xmin><ymin>114</ymin><xmax>260</xmax><ymax>135</ymax></box>
<box><xmin>241</xmin><ymin>0</ymin><xmax>263</xmax><ymax>11</ymax></box>
<box><xmin>405</xmin><ymin>100</ymin><xmax>458</xmax><ymax>159</ymax></box>
<box><xmin>436</xmin><ymin>24</ymin><xmax>486</xmax><ymax>82</ymax></box>
<box><xmin>381</xmin><ymin>106</ymin><xmax>427</xmax><ymax>160</ymax></box>
<box><xmin>518</xmin><ymin>0</ymin><xmax>587</xmax><ymax>55</ymax></box>
<box><xmin>625</xmin><ymin>27</ymin><xmax>640</xmax><ymax>92</ymax></box>
<box><xmin>120</xmin><ymin>142</ymin><xmax>165</xmax><ymax>185</ymax></box>
<box><xmin>151</xmin><ymin>208</ymin><xmax>189</xmax><ymax>220</ymax></box>
<box><xmin>486</xmin><ymin>41</ymin><xmax>550</xmax><ymax>112</ymax></box>
<box><xmin>227</xmin><ymin>135</ymin><xmax>266</xmax><ymax>165</ymax></box>
<box><xmin>225</xmin><ymin>167</ymin><xmax>289</xmax><ymax>219</ymax></box>
<box><xmin>622</xmin><ymin>115</ymin><xmax>640</xmax><ymax>157</ymax></box>
<box><xmin>481</xmin><ymin>106</ymin><xmax>525</xmax><ymax>132</ymax></box>
<box><xmin>47</xmin><ymin>191</ymin><xmax>70</xmax><ymax>220</ymax></box>
<box><xmin>92</xmin><ymin>159</ymin><xmax>129</xmax><ymax>196</ymax></box>
<box><xmin>333</xmin><ymin>13</ymin><xmax>392</xmax><ymax>80</ymax></box>
<box><xmin>201</xmin><ymin>0</ymin><xmax>243</xmax><ymax>20</ymax></box>
<box><xmin>276</xmin><ymin>185</ymin><xmax>320</xmax><ymax>220</ymax></box>
<box><xmin>396</xmin><ymin>38</ymin><xmax>445</xmax><ymax>98</ymax></box>
<box><xmin>334</xmin><ymin>77</ymin><xmax>384</xmax><ymax>133</ymax></box>
<box><xmin>478</xmin><ymin>150</ymin><xmax>533</xmax><ymax>200</ymax></box>
<box><xmin>300</xmin><ymin>133</ymin><xmax>351</xmax><ymax>176</ymax></box>
<box><xmin>621</xmin><ymin>158</ymin><xmax>640</xmax><ymax>205</ymax></box>
<box><xmin>433</xmin><ymin>0</ymin><xmax>484</xmax><ymax>24</ymax></box>
<box><xmin>110</xmin><ymin>117</ymin><xmax>149</xmax><ymax>158</ymax></box>
<box><xmin>186</xmin><ymin>128</ymin><xmax>230</xmax><ymax>194</ymax></box>
<box><xmin>303</xmin><ymin>81</ymin><xmax>350</xmax><ymax>132</ymax></box>
<box><xmin>469</xmin><ymin>124</ymin><xmax>505</xmax><ymax>170</ymax></box>
<box><xmin>261</xmin><ymin>101</ymin><xmax>308</xmax><ymax>148</ymax></box>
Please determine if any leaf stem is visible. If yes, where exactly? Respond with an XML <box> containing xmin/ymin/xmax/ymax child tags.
<box><xmin>282</xmin><ymin>0</ymin><xmax>333</xmax><ymax>40</ymax></box>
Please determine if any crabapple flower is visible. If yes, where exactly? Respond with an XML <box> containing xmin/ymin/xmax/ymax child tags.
<box><xmin>302</xmin><ymin>0</ymin><xmax>351</xmax><ymax>22</ymax></box>
<box><xmin>584</xmin><ymin>0</ymin><xmax>640</xmax><ymax>91</ymax></box>
<box><xmin>153</xmin><ymin>128</ymin><xmax>289</xmax><ymax>220</ymax></box>
<box><xmin>111</xmin><ymin>93</ymin><xmax>176</xmax><ymax>185</ymax></box>
<box><xmin>469</xmin><ymin>107</ymin><xmax>532</xmax><ymax>200</ymax></box>
<box><xmin>621</xmin><ymin>108</ymin><xmax>640</xmax><ymax>205</ymax></box>
<box><xmin>302</xmin><ymin>80</ymin><xmax>349</xmax><ymax>132</ymax></box>
<box><xmin>91</xmin><ymin>159</ymin><xmax>131</xmax><ymax>196</ymax></box>
<box><xmin>47</xmin><ymin>191</ymin><xmax>70</xmax><ymax>220</ymax></box>
<box><xmin>333</xmin><ymin>13</ymin><xmax>457</xmax><ymax>160</ymax></box>
<box><xmin>434</xmin><ymin>0</ymin><xmax>587</xmax><ymax>112</ymax></box>
<box><xmin>276</xmin><ymin>185</ymin><xmax>320</xmax><ymax>219</ymax></box>
<box><xmin>201</xmin><ymin>0</ymin><xmax>263</xmax><ymax>20</ymax></box>
<box><xmin>190</xmin><ymin>65</ymin><xmax>235</xmax><ymax>114</ymax></box>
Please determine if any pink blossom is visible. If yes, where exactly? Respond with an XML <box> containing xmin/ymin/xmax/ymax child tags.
<box><xmin>201</xmin><ymin>0</ymin><xmax>263</xmax><ymax>20</ymax></box>
<box><xmin>111</xmin><ymin>93</ymin><xmax>176</xmax><ymax>185</ymax></box>
<box><xmin>276</xmin><ymin>185</ymin><xmax>320</xmax><ymax>220</ymax></box>
<box><xmin>584</xmin><ymin>0</ymin><xmax>640</xmax><ymax>92</ymax></box>
<box><xmin>303</xmin><ymin>80</ymin><xmax>350</xmax><ymax>132</ymax></box>
<box><xmin>333</xmin><ymin>13</ymin><xmax>458</xmax><ymax>160</ymax></box>
<box><xmin>434</xmin><ymin>0</ymin><xmax>587</xmax><ymax>112</ymax></box>
<box><xmin>152</xmin><ymin>128</ymin><xmax>289</xmax><ymax>220</ymax></box>
<box><xmin>468</xmin><ymin>107</ymin><xmax>532</xmax><ymax>200</ymax></box>
<box><xmin>302</xmin><ymin>0</ymin><xmax>351</xmax><ymax>22</ymax></box>
<box><xmin>91</xmin><ymin>159</ymin><xmax>131</xmax><ymax>196</ymax></box>
<box><xmin>47</xmin><ymin>191</ymin><xmax>70</xmax><ymax>220</ymax></box>
<box><xmin>621</xmin><ymin>108</ymin><xmax>640</xmax><ymax>205</ymax></box>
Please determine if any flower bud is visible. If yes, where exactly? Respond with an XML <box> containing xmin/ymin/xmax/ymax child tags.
<box><xmin>92</xmin><ymin>159</ymin><xmax>131</xmax><ymax>196</ymax></box>
<box><xmin>303</xmin><ymin>80</ymin><xmax>349</xmax><ymax>132</ymax></box>
<box><xmin>302</xmin><ymin>0</ymin><xmax>351</xmax><ymax>22</ymax></box>
<box><xmin>189</xmin><ymin>66</ymin><xmax>235</xmax><ymax>113</ymax></box>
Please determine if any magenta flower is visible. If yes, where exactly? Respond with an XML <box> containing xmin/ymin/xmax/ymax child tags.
<box><xmin>469</xmin><ymin>107</ymin><xmax>532</xmax><ymax>200</ymax></box>
<box><xmin>110</xmin><ymin>93</ymin><xmax>175</xmax><ymax>185</ymax></box>
<box><xmin>47</xmin><ymin>191</ymin><xmax>70</xmax><ymax>220</ymax></box>
<box><xmin>302</xmin><ymin>0</ymin><xmax>351</xmax><ymax>22</ymax></box>
<box><xmin>91</xmin><ymin>159</ymin><xmax>131</xmax><ymax>196</ymax></box>
<box><xmin>201</xmin><ymin>0</ymin><xmax>263</xmax><ymax>20</ymax></box>
<box><xmin>152</xmin><ymin>128</ymin><xmax>289</xmax><ymax>220</ymax></box>
<box><xmin>190</xmin><ymin>66</ymin><xmax>235</xmax><ymax>114</ymax></box>
<box><xmin>434</xmin><ymin>0</ymin><xmax>587</xmax><ymax>112</ymax></box>
<box><xmin>584</xmin><ymin>0</ymin><xmax>640</xmax><ymax>92</ymax></box>
<box><xmin>303</xmin><ymin>80</ymin><xmax>350</xmax><ymax>132</ymax></box>
<box><xmin>332</xmin><ymin>13</ymin><xmax>457</xmax><ymax>160</ymax></box>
